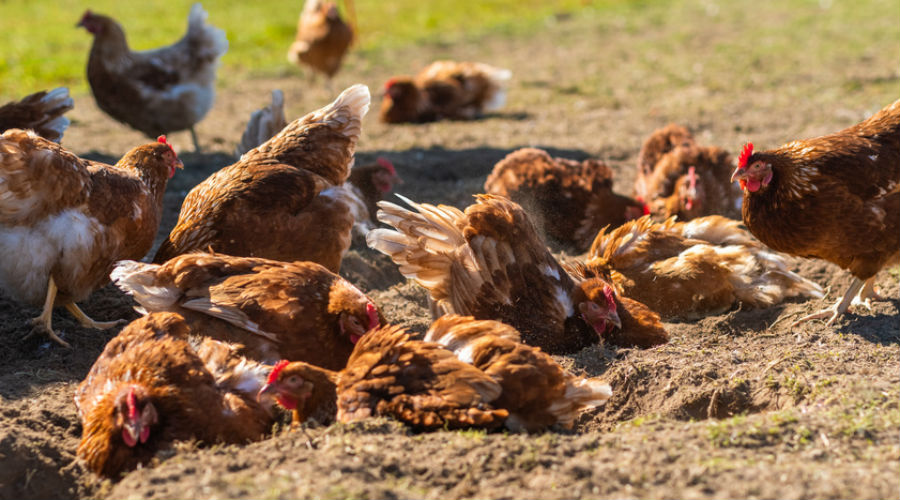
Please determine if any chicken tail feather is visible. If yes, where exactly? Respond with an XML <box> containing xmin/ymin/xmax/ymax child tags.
<box><xmin>111</xmin><ymin>260</ymin><xmax>179</xmax><ymax>312</ymax></box>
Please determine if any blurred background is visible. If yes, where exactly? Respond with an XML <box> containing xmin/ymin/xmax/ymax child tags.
<box><xmin>1</xmin><ymin>0</ymin><xmax>897</xmax><ymax>101</ymax></box>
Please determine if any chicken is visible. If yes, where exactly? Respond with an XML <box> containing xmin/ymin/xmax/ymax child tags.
<box><xmin>229</xmin><ymin>87</ymin><xmax>392</xmax><ymax>239</ymax></box>
<box><xmin>0</xmin><ymin>88</ymin><xmax>74</xmax><ymax>142</ymax></box>
<box><xmin>78</xmin><ymin>4</ymin><xmax>228</xmax><ymax>151</ymax></box>
<box><xmin>260</xmin><ymin>325</ymin><xmax>506</xmax><ymax>431</ymax></box>
<box><xmin>584</xmin><ymin>215</ymin><xmax>824</xmax><ymax>319</ymax></box>
<box><xmin>235</xmin><ymin>90</ymin><xmax>287</xmax><ymax>157</ymax></box>
<box><xmin>111</xmin><ymin>252</ymin><xmax>383</xmax><ymax>369</ymax></box>
<box><xmin>730</xmin><ymin>99</ymin><xmax>900</xmax><ymax>326</ymax></box>
<box><xmin>0</xmin><ymin>131</ymin><xmax>180</xmax><ymax>347</ymax></box>
<box><xmin>287</xmin><ymin>0</ymin><xmax>354</xmax><ymax>81</ymax></box>
<box><xmin>422</xmin><ymin>315</ymin><xmax>612</xmax><ymax>431</ymax></box>
<box><xmin>642</xmin><ymin>144</ymin><xmax>741</xmax><ymax>221</ymax></box>
<box><xmin>75</xmin><ymin>312</ymin><xmax>272</xmax><ymax>478</ymax></box>
<box><xmin>635</xmin><ymin>123</ymin><xmax>695</xmax><ymax>185</ymax></box>
<box><xmin>257</xmin><ymin>359</ymin><xmax>341</xmax><ymax>427</ymax></box>
<box><xmin>345</xmin><ymin>157</ymin><xmax>402</xmax><ymax>233</ymax></box>
<box><xmin>260</xmin><ymin>316</ymin><xmax>612</xmax><ymax>431</ymax></box>
<box><xmin>152</xmin><ymin>85</ymin><xmax>370</xmax><ymax>272</ymax></box>
<box><xmin>367</xmin><ymin>194</ymin><xmax>668</xmax><ymax>352</ymax></box>
<box><xmin>484</xmin><ymin>147</ymin><xmax>648</xmax><ymax>250</ymax></box>
<box><xmin>380</xmin><ymin>61</ymin><xmax>511</xmax><ymax>123</ymax></box>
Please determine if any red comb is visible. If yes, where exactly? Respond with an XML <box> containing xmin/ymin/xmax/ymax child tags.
<box><xmin>603</xmin><ymin>284</ymin><xmax>617</xmax><ymax>311</ymax></box>
<box><xmin>157</xmin><ymin>135</ymin><xmax>177</xmax><ymax>160</ymax></box>
<box><xmin>738</xmin><ymin>142</ymin><xmax>753</xmax><ymax>168</ymax></box>
<box><xmin>267</xmin><ymin>360</ymin><xmax>290</xmax><ymax>385</ymax></box>
<box><xmin>366</xmin><ymin>302</ymin><xmax>380</xmax><ymax>330</ymax></box>
<box><xmin>384</xmin><ymin>78</ymin><xmax>398</xmax><ymax>90</ymax></box>
<box><xmin>642</xmin><ymin>202</ymin><xmax>650</xmax><ymax>216</ymax></box>
<box><xmin>127</xmin><ymin>386</ymin><xmax>138</xmax><ymax>420</ymax></box>
<box><xmin>376</xmin><ymin>157</ymin><xmax>396</xmax><ymax>176</ymax></box>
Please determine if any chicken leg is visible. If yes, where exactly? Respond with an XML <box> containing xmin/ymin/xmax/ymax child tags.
<box><xmin>23</xmin><ymin>276</ymin><xmax>71</xmax><ymax>348</ymax></box>
<box><xmin>851</xmin><ymin>276</ymin><xmax>883</xmax><ymax>311</ymax></box>
<box><xmin>792</xmin><ymin>277</ymin><xmax>864</xmax><ymax>327</ymax></box>
<box><xmin>189</xmin><ymin>126</ymin><xmax>201</xmax><ymax>153</ymax></box>
<box><xmin>64</xmin><ymin>302</ymin><xmax>125</xmax><ymax>330</ymax></box>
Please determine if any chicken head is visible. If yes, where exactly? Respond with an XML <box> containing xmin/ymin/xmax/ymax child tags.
<box><xmin>329</xmin><ymin>280</ymin><xmax>382</xmax><ymax>344</ymax></box>
<box><xmin>373</xmin><ymin>157</ymin><xmax>402</xmax><ymax>193</ymax></box>
<box><xmin>113</xmin><ymin>384</ymin><xmax>158</xmax><ymax>448</ymax></box>
<box><xmin>577</xmin><ymin>280</ymin><xmax>622</xmax><ymax>339</ymax></box>
<box><xmin>76</xmin><ymin>10</ymin><xmax>106</xmax><ymax>35</ymax></box>
<box><xmin>731</xmin><ymin>143</ymin><xmax>773</xmax><ymax>193</ymax></box>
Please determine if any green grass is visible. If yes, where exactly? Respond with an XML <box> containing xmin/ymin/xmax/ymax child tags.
<box><xmin>2</xmin><ymin>0</ymin><xmax>896</xmax><ymax>104</ymax></box>
<box><xmin>0</xmin><ymin>0</ymin><xmax>590</xmax><ymax>99</ymax></box>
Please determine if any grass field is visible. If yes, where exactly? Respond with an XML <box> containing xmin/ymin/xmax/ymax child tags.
<box><xmin>3</xmin><ymin>0</ymin><xmax>897</xmax><ymax>101</ymax></box>
<box><xmin>0</xmin><ymin>0</ymin><xmax>591</xmax><ymax>97</ymax></box>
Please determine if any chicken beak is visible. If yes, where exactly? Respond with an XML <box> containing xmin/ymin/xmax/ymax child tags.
<box><xmin>607</xmin><ymin>309</ymin><xmax>623</xmax><ymax>330</ymax></box>
<box><xmin>730</xmin><ymin>166</ymin><xmax>746</xmax><ymax>184</ymax></box>
<box><xmin>122</xmin><ymin>421</ymin><xmax>141</xmax><ymax>447</ymax></box>
<box><xmin>257</xmin><ymin>383</ymin><xmax>277</xmax><ymax>403</ymax></box>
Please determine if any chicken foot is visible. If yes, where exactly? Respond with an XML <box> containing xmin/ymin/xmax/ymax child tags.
<box><xmin>290</xmin><ymin>408</ymin><xmax>316</xmax><ymax>449</ymax></box>
<box><xmin>850</xmin><ymin>276</ymin><xmax>884</xmax><ymax>311</ymax></box>
<box><xmin>792</xmin><ymin>277</ymin><xmax>864</xmax><ymax>327</ymax></box>
<box><xmin>23</xmin><ymin>277</ymin><xmax>71</xmax><ymax>348</ymax></box>
<box><xmin>64</xmin><ymin>302</ymin><xmax>125</xmax><ymax>330</ymax></box>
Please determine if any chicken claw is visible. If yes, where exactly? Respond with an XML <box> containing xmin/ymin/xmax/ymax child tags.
<box><xmin>22</xmin><ymin>276</ymin><xmax>72</xmax><ymax>348</ymax></box>
<box><xmin>64</xmin><ymin>303</ymin><xmax>126</xmax><ymax>330</ymax></box>
<box><xmin>25</xmin><ymin>314</ymin><xmax>72</xmax><ymax>348</ymax></box>
<box><xmin>851</xmin><ymin>277</ymin><xmax>884</xmax><ymax>311</ymax></box>
<box><xmin>792</xmin><ymin>278</ymin><xmax>863</xmax><ymax>327</ymax></box>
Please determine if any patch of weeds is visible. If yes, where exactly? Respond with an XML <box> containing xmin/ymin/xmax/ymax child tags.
<box><xmin>706</xmin><ymin>410</ymin><xmax>810</xmax><ymax>449</ymax></box>
<box><xmin>456</xmin><ymin>428</ymin><xmax>487</xmax><ymax>441</ymax></box>
<box><xmin>830</xmin><ymin>391</ymin><xmax>900</xmax><ymax>441</ymax></box>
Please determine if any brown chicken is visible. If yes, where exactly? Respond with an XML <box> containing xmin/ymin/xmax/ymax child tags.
<box><xmin>643</xmin><ymin>144</ymin><xmax>741</xmax><ymax>221</ymax></box>
<box><xmin>78</xmin><ymin>4</ymin><xmax>228</xmax><ymax>151</ymax></box>
<box><xmin>584</xmin><ymin>215</ymin><xmax>824</xmax><ymax>319</ymax></box>
<box><xmin>635</xmin><ymin>123</ymin><xmax>695</xmax><ymax>183</ymax></box>
<box><xmin>380</xmin><ymin>61</ymin><xmax>511</xmax><ymax>123</ymax></box>
<box><xmin>0</xmin><ymin>131</ymin><xmax>180</xmax><ymax>347</ymax></box>
<box><xmin>422</xmin><ymin>315</ymin><xmax>612</xmax><ymax>431</ymax></box>
<box><xmin>367</xmin><ymin>194</ymin><xmax>668</xmax><ymax>352</ymax></box>
<box><xmin>345</xmin><ymin>157</ymin><xmax>402</xmax><ymax>232</ymax></box>
<box><xmin>484</xmin><ymin>147</ymin><xmax>648</xmax><ymax>250</ymax></box>
<box><xmin>235</xmin><ymin>89</ymin><xmax>288</xmax><ymax>157</ymax></box>
<box><xmin>260</xmin><ymin>324</ymin><xmax>508</xmax><ymax>430</ymax></box>
<box><xmin>152</xmin><ymin>84</ymin><xmax>370</xmax><ymax>272</ymax></box>
<box><xmin>112</xmin><ymin>252</ymin><xmax>383</xmax><ymax>369</ymax></box>
<box><xmin>731</xmin><ymin>99</ymin><xmax>900</xmax><ymax>326</ymax></box>
<box><xmin>0</xmin><ymin>88</ymin><xmax>74</xmax><ymax>142</ymax></box>
<box><xmin>260</xmin><ymin>316</ymin><xmax>612</xmax><ymax>431</ymax></box>
<box><xmin>75</xmin><ymin>312</ymin><xmax>272</xmax><ymax>478</ymax></box>
<box><xmin>287</xmin><ymin>0</ymin><xmax>354</xmax><ymax>81</ymax></box>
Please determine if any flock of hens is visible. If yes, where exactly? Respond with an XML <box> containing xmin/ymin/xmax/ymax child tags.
<box><xmin>0</xmin><ymin>0</ymin><xmax>897</xmax><ymax>481</ymax></box>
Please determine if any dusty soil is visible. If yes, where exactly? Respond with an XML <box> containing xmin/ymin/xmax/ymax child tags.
<box><xmin>1</xmin><ymin>5</ymin><xmax>898</xmax><ymax>500</ymax></box>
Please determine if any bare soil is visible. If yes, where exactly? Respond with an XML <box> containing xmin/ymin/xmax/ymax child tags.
<box><xmin>1</xmin><ymin>7</ymin><xmax>898</xmax><ymax>500</ymax></box>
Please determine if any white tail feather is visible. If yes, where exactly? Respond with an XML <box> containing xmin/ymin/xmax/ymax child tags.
<box><xmin>110</xmin><ymin>260</ymin><xmax>178</xmax><ymax>312</ymax></box>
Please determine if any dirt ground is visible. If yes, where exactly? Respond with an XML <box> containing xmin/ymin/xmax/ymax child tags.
<box><xmin>1</xmin><ymin>6</ymin><xmax>898</xmax><ymax>500</ymax></box>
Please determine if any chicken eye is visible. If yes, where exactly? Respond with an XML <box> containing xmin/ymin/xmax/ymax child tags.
<box><xmin>287</xmin><ymin>375</ymin><xmax>300</xmax><ymax>385</ymax></box>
